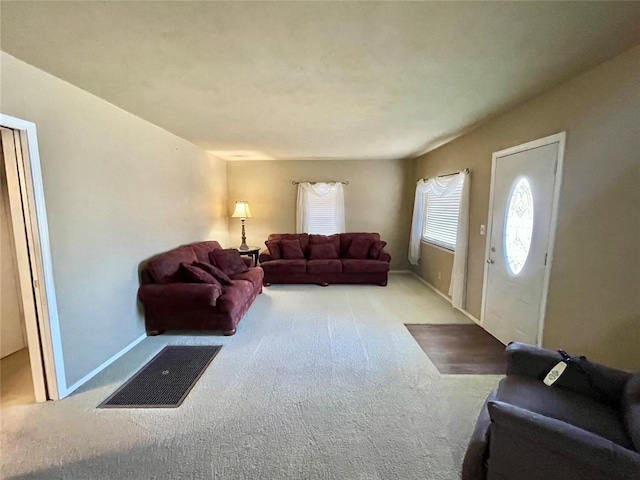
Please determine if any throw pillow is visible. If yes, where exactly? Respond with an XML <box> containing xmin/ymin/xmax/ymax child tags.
<box><xmin>265</xmin><ymin>240</ymin><xmax>282</xmax><ymax>260</ymax></box>
<box><xmin>308</xmin><ymin>243</ymin><xmax>339</xmax><ymax>260</ymax></box>
<box><xmin>309</xmin><ymin>234</ymin><xmax>341</xmax><ymax>253</ymax></box>
<box><xmin>368</xmin><ymin>240</ymin><xmax>387</xmax><ymax>259</ymax></box>
<box><xmin>346</xmin><ymin>237</ymin><xmax>374</xmax><ymax>259</ymax></box>
<box><xmin>280</xmin><ymin>239</ymin><xmax>305</xmax><ymax>259</ymax></box>
<box><xmin>209</xmin><ymin>249</ymin><xmax>249</xmax><ymax>276</ymax></box>
<box><xmin>180</xmin><ymin>263</ymin><xmax>219</xmax><ymax>285</ymax></box>
<box><xmin>192</xmin><ymin>261</ymin><xmax>232</xmax><ymax>285</ymax></box>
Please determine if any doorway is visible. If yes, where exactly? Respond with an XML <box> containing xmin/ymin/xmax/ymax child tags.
<box><xmin>0</xmin><ymin>117</ymin><xmax>63</xmax><ymax>402</ymax></box>
<box><xmin>1</xmin><ymin>139</ymin><xmax>35</xmax><ymax>405</ymax></box>
<box><xmin>1</xmin><ymin>145</ymin><xmax>28</xmax><ymax>357</ymax></box>
<box><xmin>481</xmin><ymin>133</ymin><xmax>565</xmax><ymax>346</ymax></box>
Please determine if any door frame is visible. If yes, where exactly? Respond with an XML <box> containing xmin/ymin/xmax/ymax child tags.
<box><xmin>480</xmin><ymin>132</ymin><xmax>566</xmax><ymax>346</ymax></box>
<box><xmin>1</xmin><ymin>114</ymin><xmax>64</xmax><ymax>401</ymax></box>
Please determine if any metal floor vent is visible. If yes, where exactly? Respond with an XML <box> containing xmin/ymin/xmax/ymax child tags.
<box><xmin>98</xmin><ymin>345</ymin><xmax>221</xmax><ymax>408</ymax></box>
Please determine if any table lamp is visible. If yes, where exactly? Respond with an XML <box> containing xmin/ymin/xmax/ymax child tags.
<box><xmin>231</xmin><ymin>200</ymin><xmax>253</xmax><ymax>250</ymax></box>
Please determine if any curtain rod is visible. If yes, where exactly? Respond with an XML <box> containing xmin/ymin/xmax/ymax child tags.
<box><xmin>291</xmin><ymin>180</ymin><xmax>350</xmax><ymax>185</ymax></box>
<box><xmin>421</xmin><ymin>168</ymin><xmax>469</xmax><ymax>182</ymax></box>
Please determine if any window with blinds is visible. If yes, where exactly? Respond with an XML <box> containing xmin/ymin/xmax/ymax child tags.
<box><xmin>423</xmin><ymin>180</ymin><xmax>463</xmax><ymax>251</ymax></box>
<box><xmin>307</xmin><ymin>187</ymin><xmax>340</xmax><ymax>235</ymax></box>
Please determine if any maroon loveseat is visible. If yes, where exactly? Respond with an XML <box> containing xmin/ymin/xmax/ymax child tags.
<box><xmin>138</xmin><ymin>241</ymin><xmax>263</xmax><ymax>336</ymax></box>
<box><xmin>259</xmin><ymin>233</ymin><xmax>390</xmax><ymax>286</ymax></box>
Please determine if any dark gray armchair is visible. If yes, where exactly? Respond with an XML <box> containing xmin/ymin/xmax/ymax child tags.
<box><xmin>462</xmin><ymin>342</ymin><xmax>640</xmax><ymax>480</ymax></box>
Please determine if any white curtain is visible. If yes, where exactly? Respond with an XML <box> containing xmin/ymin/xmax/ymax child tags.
<box><xmin>408</xmin><ymin>171</ymin><xmax>470</xmax><ymax>310</ymax></box>
<box><xmin>448</xmin><ymin>172</ymin><xmax>470</xmax><ymax>310</ymax></box>
<box><xmin>408</xmin><ymin>180</ymin><xmax>430</xmax><ymax>265</ymax></box>
<box><xmin>296</xmin><ymin>182</ymin><xmax>345</xmax><ymax>234</ymax></box>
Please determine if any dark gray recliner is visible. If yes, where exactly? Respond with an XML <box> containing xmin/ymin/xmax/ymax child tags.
<box><xmin>462</xmin><ymin>342</ymin><xmax>640</xmax><ymax>480</ymax></box>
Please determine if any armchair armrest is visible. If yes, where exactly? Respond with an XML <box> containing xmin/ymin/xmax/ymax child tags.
<box><xmin>242</xmin><ymin>256</ymin><xmax>253</xmax><ymax>268</ymax></box>
<box><xmin>487</xmin><ymin>401</ymin><xmax>640</xmax><ymax>479</ymax></box>
<box><xmin>505</xmin><ymin>342</ymin><xmax>563</xmax><ymax>378</ymax></box>
<box><xmin>505</xmin><ymin>342</ymin><xmax>631</xmax><ymax>406</ymax></box>
<box><xmin>462</xmin><ymin>391</ymin><xmax>496</xmax><ymax>480</ymax></box>
<box><xmin>138</xmin><ymin>283</ymin><xmax>222</xmax><ymax>307</ymax></box>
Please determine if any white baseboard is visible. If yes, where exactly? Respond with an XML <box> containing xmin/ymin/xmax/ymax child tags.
<box><xmin>408</xmin><ymin>272</ymin><xmax>481</xmax><ymax>326</ymax></box>
<box><xmin>61</xmin><ymin>333</ymin><xmax>147</xmax><ymax>398</ymax></box>
<box><xmin>389</xmin><ymin>269</ymin><xmax>411</xmax><ymax>274</ymax></box>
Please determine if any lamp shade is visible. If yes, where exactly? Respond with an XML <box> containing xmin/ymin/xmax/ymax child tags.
<box><xmin>231</xmin><ymin>201</ymin><xmax>253</xmax><ymax>218</ymax></box>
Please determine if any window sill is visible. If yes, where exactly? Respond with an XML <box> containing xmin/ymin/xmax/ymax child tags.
<box><xmin>421</xmin><ymin>240</ymin><xmax>455</xmax><ymax>255</ymax></box>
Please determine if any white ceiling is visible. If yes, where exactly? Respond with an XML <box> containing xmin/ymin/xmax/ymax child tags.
<box><xmin>1</xmin><ymin>1</ymin><xmax>639</xmax><ymax>161</ymax></box>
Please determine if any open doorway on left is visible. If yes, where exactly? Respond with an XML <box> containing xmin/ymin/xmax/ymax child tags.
<box><xmin>1</xmin><ymin>129</ymin><xmax>37</xmax><ymax>406</ymax></box>
<box><xmin>1</xmin><ymin>133</ymin><xmax>35</xmax><ymax>406</ymax></box>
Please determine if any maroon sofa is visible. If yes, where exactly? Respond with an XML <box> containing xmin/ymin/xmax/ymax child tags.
<box><xmin>259</xmin><ymin>233</ymin><xmax>391</xmax><ymax>286</ymax></box>
<box><xmin>138</xmin><ymin>241</ymin><xmax>263</xmax><ymax>336</ymax></box>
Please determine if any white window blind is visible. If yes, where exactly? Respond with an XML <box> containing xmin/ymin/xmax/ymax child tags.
<box><xmin>307</xmin><ymin>188</ymin><xmax>340</xmax><ymax>234</ymax></box>
<box><xmin>297</xmin><ymin>182</ymin><xmax>345</xmax><ymax>235</ymax></box>
<box><xmin>423</xmin><ymin>179</ymin><xmax>463</xmax><ymax>250</ymax></box>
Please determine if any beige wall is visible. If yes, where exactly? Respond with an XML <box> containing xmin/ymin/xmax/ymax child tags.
<box><xmin>416</xmin><ymin>246</ymin><xmax>453</xmax><ymax>296</ymax></box>
<box><xmin>0</xmin><ymin>52</ymin><xmax>228</xmax><ymax>387</ymax></box>
<box><xmin>412</xmin><ymin>46</ymin><xmax>640</xmax><ymax>370</ymax></box>
<box><xmin>227</xmin><ymin>159</ymin><xmax>412</xmax><ymax>270</ymax></box>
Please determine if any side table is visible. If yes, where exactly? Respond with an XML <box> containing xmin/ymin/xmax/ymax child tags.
<box><xmin>237</xmin><ymin>246</ymin><xmax>260</xmax><ymax>267</ymax></box>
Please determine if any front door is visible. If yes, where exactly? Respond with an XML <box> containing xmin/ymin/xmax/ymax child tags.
<box><xmin>482</xmin><ymin>135</ymin><xmax>564</xmax><ymax>345</ymax></box>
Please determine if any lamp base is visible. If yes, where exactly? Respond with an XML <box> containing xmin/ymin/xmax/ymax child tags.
<box><xmin>239</xmin><ymin>219</ymin><xmax>249</xmax><ymax>251</ymax></box>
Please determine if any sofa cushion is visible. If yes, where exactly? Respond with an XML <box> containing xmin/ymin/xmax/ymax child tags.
<box><xmin>341</xmin><ymin>259</ymin><xmax>390</xmax><ymax>274</ymax></box>
<box><xmin>147</xmin><ymin>246</ymin><xmax>197</xmax><ymax>284</ymax></box>
<box><xmin>340</xmin><ymin>233</ymin><xmax>380</xmax><ymax>257</ymax></box>
<box><xmin>309</xmin><ymin>234</ymin><xmax>341</xmax><ymax>255</ymax></box>
<box><xmin>231</xmin><ymin>267</ymin><xmax>264</xmax><ymax>291</ymax></box>
<box><xmin>216</xmin><ymin>280</ymin><xmax>254</xmax><ymax>313</ymax></box>
<box><xmin>281</xmin><ymin>239</ymin><xmax>305</xmax><ymax>259</ymax></box>
<box><xmin>193</xmin><ymin>261</ymin><xmax>232</xmax><ymax>285</ymax></box>
<box><xmin>307</xmin><ymin>259</ymin><xmax>342</xmax><ymax>274</ymax></box>
<box><xmin>189</xmin><ymin>241</ymin><xmax>222</xmax><ymax>263</ymax></box>
<box><xmin>180</xmin><ymin>263</ymin><xmax>221</xmax><ymax>287</ymax></box>
<box><xmin>261</xmin><ymin>259</ymin><xmax>307</xmax><ymax>275</ymax></box>
<box><xmin>268</xmin><ymin>233</ymin><xmax>309</xmax><ymax>254</ymax></box>
<box><xmin>209</xmin><ymin>249</ymin><xmax>249</xmax><ymax>276</ymax></box>
<box><xmin>368</xmin><ymin>240</ymin><xmax>387</xmax><ymax>259</ymax></box>
<box><xmin>308</xmin><ymin>243</ymin><xmax>339</xmax><ymax>260</ymax></box>
<box><xmin>496</xmin><ymin>375</ymin><xmax>633</xmax><ymax>449</ymax></box>
<box><xmin>265</xmin><ymin>240</ymin><xmax>282</xmax><ymax>260</ymax></box>
<box><xmin>346</xmin><ymin>237</ymin><xmax>374</xmax><ymax>259</ymax></box>
<box><xmin>623</xmin><ymin>374</ymin><xmax>640</xmax><ymax>451</ymax></box>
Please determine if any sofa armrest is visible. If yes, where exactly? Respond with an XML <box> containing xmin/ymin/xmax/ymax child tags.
<box><xmin>505</xmin><ymin>342</ymin><xmax>631</xmax><ymax>405</ymax></box>
<box><xmin>487</xmin><ymin>401</ymin><xmax>640</xmax><ymax>479</ymax></box>
<box><xmin>242</xmin><ymin>256</ymin><xmax>253</xmax><ymax>268</ymax></box>
<box><xmin>378</xmin><ymin>249</ymin><xmax>391</xmax><ymax>263</ymax></box>
<box><xmin>138</xmin><ymin>283</ymin><xmax>221</xmax><ymax>307</ymax></box>
<box><xmin>259</xmin><ymin>252</ymin><xmax>273</xmax><ymax>263</ymax></box>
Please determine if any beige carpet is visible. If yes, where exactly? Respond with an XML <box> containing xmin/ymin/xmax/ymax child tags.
<box><xmin>1</xmin><ymin>273</ymin><xmax>500</xmax><ymax>479</ymax></box>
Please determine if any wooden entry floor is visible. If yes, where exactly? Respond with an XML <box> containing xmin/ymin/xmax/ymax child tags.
<box><xmin>1</xmin><ymin>348</ymin><xmax>35</xmax><ymax>408</ymax></box>
<box><xmin>405</xmin><ymin>324</ymin><xmax>507</xmax><ymax>375</ymax></box>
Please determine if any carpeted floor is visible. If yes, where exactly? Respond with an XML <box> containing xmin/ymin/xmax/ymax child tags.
<box><xmin>0</xmin><ymin>273</ymin><xmax>501</xmax><ymax>479</ymax></box>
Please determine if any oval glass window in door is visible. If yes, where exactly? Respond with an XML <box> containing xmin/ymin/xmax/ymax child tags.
<box><xmin>504</xmin><ymin>177</ymin><xmax>534</xmax><ymax>275</ymax></box>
